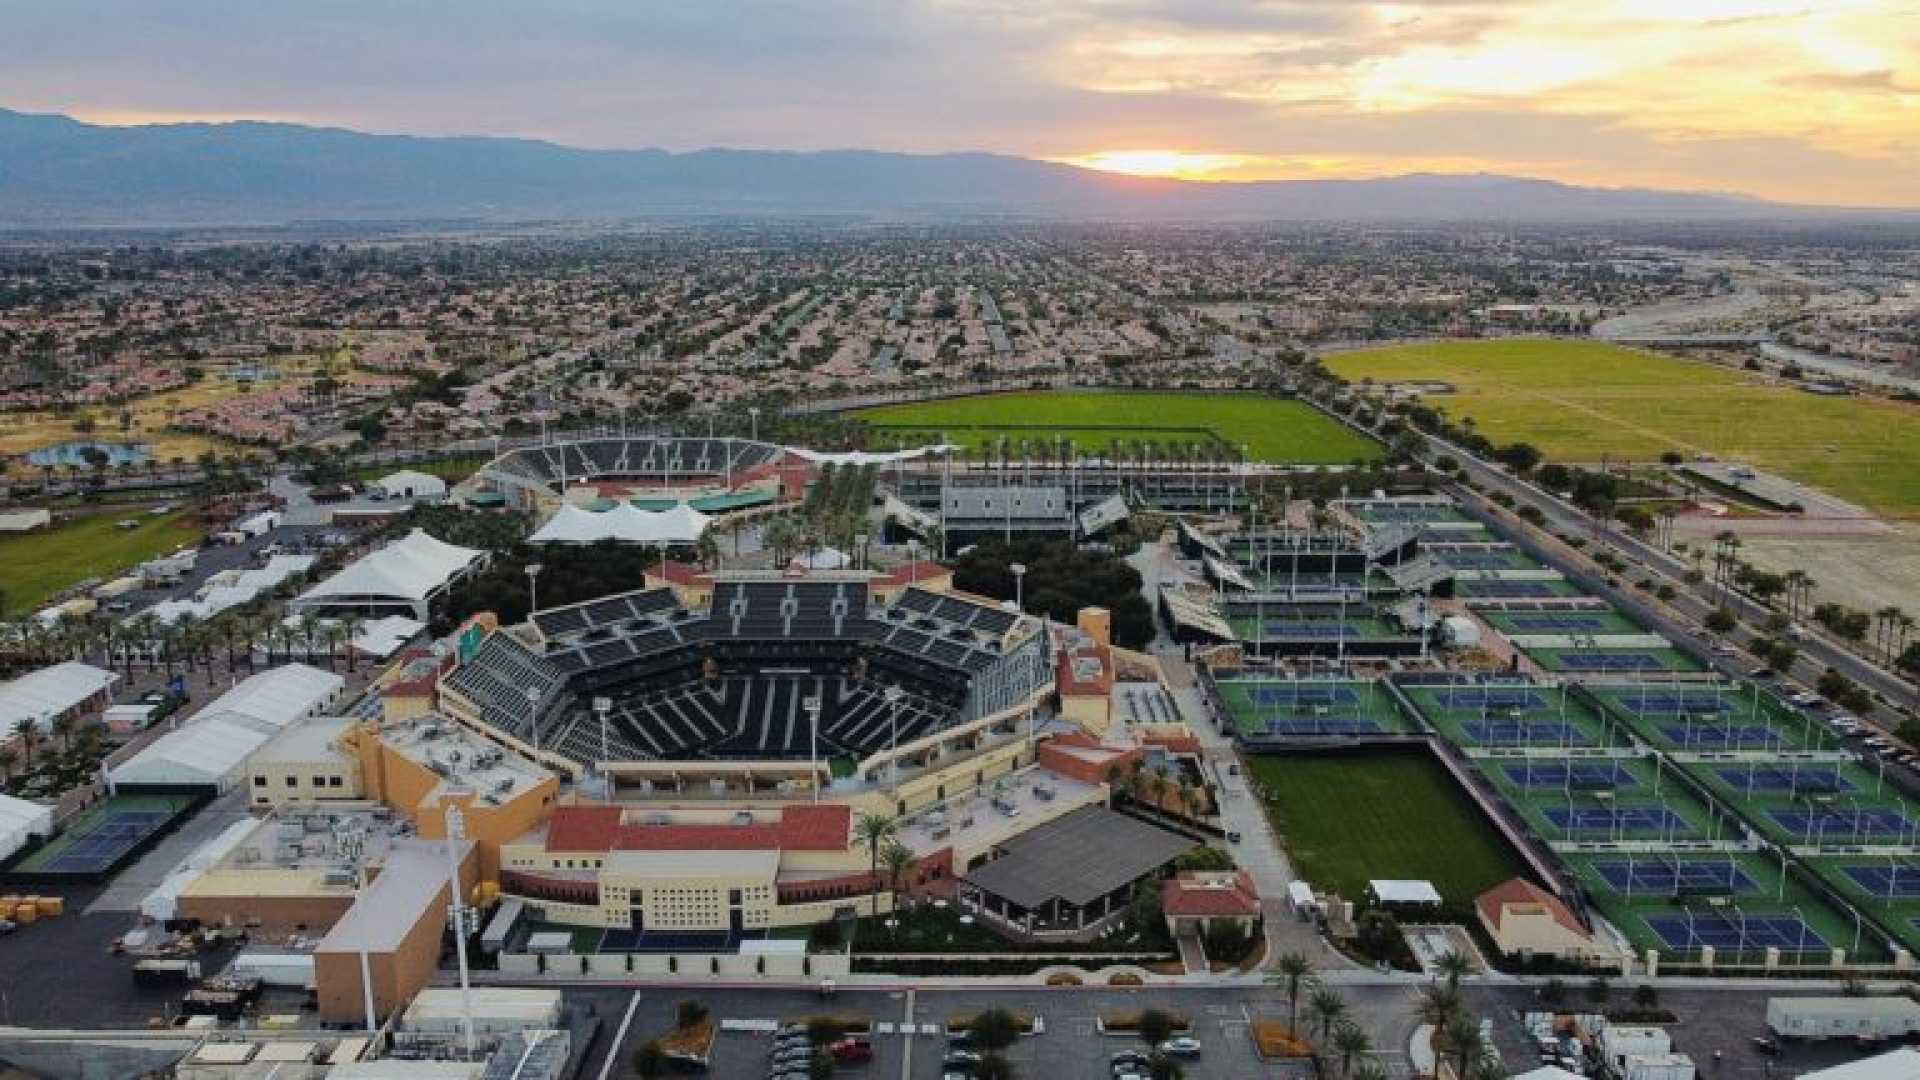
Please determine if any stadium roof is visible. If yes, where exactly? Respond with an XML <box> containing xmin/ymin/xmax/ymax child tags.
<box><xmin>546</xmin><ymin>803</ymin><xmax>850</xmax><ymax>853</ymax></box>
<box><xmin>963</xmin><ymin>806</ymin><xmax>1192</xmax><ymax>910</ymax></box>
<box><xmin>205</xmin><ymin>663</ymin><xmax>344</xmax><ymax>728</ymax></box>
<box><xmin>316</xmin><ymin>836</ymin><xmax>470</xmax><ymax>954</ymax></box>
<box><xmin>296</xmin><ymin>528</ymin><xmax>483</xmax><ymax>605</ymax></box>
<box><xmin>529</xmin><ymin>502</ymin><xmax>711</xmax><ymax>546</ymax></box>
<box><xmin>0</xmin><ymin>660</ymin><xmax>116</xmax><ymax>732</ymax></box>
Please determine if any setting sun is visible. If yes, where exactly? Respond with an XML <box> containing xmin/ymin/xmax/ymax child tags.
<box><xmin>1059</xmin><ymin>150</ymin><xmax>1247</xmax><ymax>180</ymax></box>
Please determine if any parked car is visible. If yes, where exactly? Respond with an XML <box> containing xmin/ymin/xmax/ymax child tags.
<box><xmin>1111</xmin><ymin>1050</ymin><xmax>1151</xmax><ymax>1068</ymax></box>
<box><xmin>830</xmin><ymin>1038</ymin><xmax>872</xmax><ymax>1063</ymax></box>
<box><xmin>943</xmin><ymin>1050</ymin><xmax>982</xmax><ymax>1069</ymax></box>
<box><xmin>1158</xmin><ymin>1037</ymin><xmax>1203</xmax><ymax>1057</ymax></box>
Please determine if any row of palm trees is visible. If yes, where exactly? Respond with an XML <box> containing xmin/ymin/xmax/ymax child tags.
<box><xmin>1</xmin><ymin>603</ymin><xmax>372</xmax><ymax>683</ymax></box>
<box><xmin>1268</xmin><ymin>949</ymin><xmax>1495</xmax><ymax>1080</ymax></box>
<box><xmin>855</xmin><ymin>812</ymin><xmax>918</xmax><ymax>915</ymax></box>
<box><xmin>1</xmin><ymin>709</ymin><xmax>99</xmax><ymax>783</ymax></box>
<box><xmin>1107</xmin><ymin>760</ymin><xmax>1208</xmax><ymax>821</ymax></box>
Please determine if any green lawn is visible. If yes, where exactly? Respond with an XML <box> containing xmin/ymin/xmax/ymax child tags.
<box><xmin>851</xmin><ymin>392</ymin><xmax>1381</xmax><ymax>465</ymax></box>
<box><xmin>1324</xmin><ymin>339</ymin><xmax>1920</xmax><ymax>517</ymax></box>
<box><xmin>1242</xmin><ymin>750</ymin><xmax>1524</xmax><ymax>905</ymax></box>
<box><xmin>0</xmin><ymin>509</ymin><xmax>202</xmax><ymax>617</ymax></box>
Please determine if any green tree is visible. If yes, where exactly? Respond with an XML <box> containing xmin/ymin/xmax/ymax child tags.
<box><xmin>969</xmin><ymin>1007</ymin><xmax>1022</xmax><ymax>1054</ymax></box>
<box><xmin>1333</xmin><ymin>1020</ymin><xmax>1372</xmax><ymax>1077</ymax></box>
<box><xmin>1137</xmin><ymin>1008</ymin><xmax>1178</xmax><ymax>1048</ymax></box>
<box><xmin>1307</xmin><ymin>986</ymin><xmax>1349</xmax><ymax>1046</ymax></box>
<box><xmin>1268</xmin><ymin>951</ymin><xmax>1315</xmax><ymax>1035</ymax></box>
<box><xmin>632</xmin><ymin>1040</ymin><xmax>668</xmax><ymax>1078</ymax></box>
<box><xmin>854</xmin><ymin>812</ymin><xmax>897</xmax><ymax>917</ymax></box>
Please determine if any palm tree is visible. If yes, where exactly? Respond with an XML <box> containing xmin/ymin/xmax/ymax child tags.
<box><xmin>1435</xmin><ymin>949</ymin><xmax>1472</xmax><ymax>991</ymax></box>
<box><xmin>880</xmin><ymin>840</ymin><xmax>918</xmax><ymax>902</ymax></box>
<box><xmin>340</xmin><ymin>613</ymin><xmax>365</xmax><ymax>673</ymax></box>
<box><xmin>12</xmin><ymin>717</ymin><xmax>39</xmax><ymax>772</ymax></box>
<box><xmin>1443</xmin><ymin>1014</ymin><xmax>1483</xmax><ymax>1080</ymax></box>
<box><xmin>1349</xmin><ymin>1061</ymin><xmax>1389</xmax><ymax>1080</ymax></box>
<box><xmin>50</xmin><ymin>711</ymin><xmax>77</xmax><ymax>755</ymax></box>
<box><xmin>1267</xmin><ymin>951</ymin><xmax>1314</xmax><ymax>1036</ymax></box>
<box><xmin>1415</xmin><ymin>984</ymin><xmax>1462</xmax><ymax>1032</ymax></box>
<box><xmin>854</xmin><ymin>812</ymin><xmax>897</xmax><ymax>917</ymax></box>
<box><xmin>1306</xmin><ymin>986</ymin><xmax>1348</xmax><ymax>1046</ymax></box>
<box><xmin>1332</xmin><ymin>1020</ymin><xmax>1372</xmax><ymax>1077</ymax></box>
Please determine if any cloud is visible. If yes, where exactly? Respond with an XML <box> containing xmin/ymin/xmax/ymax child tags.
<box><xmin>0</xmin><ymin>0</ymin><xmax>1913</xmax><ymax>206</ymax></box>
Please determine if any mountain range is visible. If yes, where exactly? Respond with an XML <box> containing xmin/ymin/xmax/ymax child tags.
<box><xmin>0</xmin><ymin>107</ymin><xmax>1897</xmax><ymax>227</ymax></box>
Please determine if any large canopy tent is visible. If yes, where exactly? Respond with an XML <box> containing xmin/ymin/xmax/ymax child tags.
<box><xmin>291</xmin><ymin>529</ymin><xmax>485</xmax><ymax>621</ymax></box>
<box><xmin>0</xmin><ymin>792</ymin><xmax>53</xmax><ymax>863</ymax></box>
<box><xmin>109</xmin><ymin>664</ymin><xmax>345</xmax><ymax>794</ymax></box>
<box><xmin>0</xmin><ymin>660</ymin><xmax>117</xmax><ymax>735</ymax></box>
<box><xmin>527</xmin><ymin>501</ymin><xmax>711</xmax><ymax>547</ymax></box>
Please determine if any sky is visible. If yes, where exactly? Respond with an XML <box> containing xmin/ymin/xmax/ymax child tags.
<box><xmin>2</xmin><ymin>0</ymin><xmax>1917</xmax><ymax>207</ymax></box>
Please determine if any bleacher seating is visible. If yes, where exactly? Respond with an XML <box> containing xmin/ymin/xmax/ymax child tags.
<box><xmin>710</xmin><ymin>580</ymin><xmax>869</xmax><ymax>640</ymax></box>
<box><xmin>483</xmin><ymin>437</ymin><xmax>782</xmax><ymax>489</ymax></box>
<box><xmin>443</xmin><ymin>632</ymin><xmax>567</xmax><ymax>743</ymax></box>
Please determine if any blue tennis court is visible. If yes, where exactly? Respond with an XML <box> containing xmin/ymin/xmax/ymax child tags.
<box><xmin>598</xmin><ymin>928</ymin><xmax>766</xmax><ymax>953</ymax></box>
<box><xmin>1592</xmin><ymin>859</ymin><xmax>1758</xmax><ymax>895</ymax></box>
<box><xmin>1502</xmin><ymin>762</ymin><xmax>1638</xmax><ymax>790</ymax></box>
<box><xmin>1264</xmin><ymin>717</ymin><xmax>1383</xmax><ymax>736</ymax></box>
<box><xmin>1645</xmin><ymin>912</ymin><xmax>1828</xmax><ymax>953</ymax></box>
<box><xmin>1841</xmin><ymin>864</ymin><xmax>1920</xmax><ymax>899</ymax></box>
<box><xmin>1613</xmin><ymin>691</ymin><xmax>1734</xmax><ymax>715</ymax></box>
<box><xmin>1440</xmin><ymin>553</ymin><xmax>1523</xmax><ymax>570</ymax></box>
<box><xmin>1460</xmin><ymin>579</ymin><xmax>1568</xmax><ymax>598</ymax></box>
<box><xmin>10</xmin><ymin>795</ymin><xmax>195</xmax><ymax>876</ymax></box>
<box><xmin>1714</xmin><ymin>766</ymin><xmax>1851</xmax><ymax>795</ymax></box>
<box><xmin>1662</xmin><ymin>724</ymin><xmax>1786</xmax><ymax>749</ymax></box>
<box><xmin>1544</xmin><ymin>806</ymin><xmax>1686</xmax><ymax>833</ymax></box>
<box><xmin>1462</xmin><ymin>720</ymin><xmax>1592</xmax><ymax>746</ymax></box>
<box><xmin>1557</xmin><ymin>652</ymin><xmax>1665</xmax><ymax>672</ymax></box>
<box><xmin>1262</xmin><ymin>622</ymin><xmax>1363</xmax><ymax>639</ymax></box>
<box><xmin>1500</xmin><ymin>613</ymin><xmax>1614</xmax><ymax>632</ymax></box>
<box><xmin>1428</xmin><ymin>687</ymin><xmax>1551</xmax><ymax>711</ymax></box>
<box><xmin>1769</xmin><ymin>807</ymin><xmax>1913</xmax><ymax>840</ymax></box>
<box><xmin>1248</xmin><ymin>685</ymin><xmax>1362</xmax><ymax>707</ymax></box>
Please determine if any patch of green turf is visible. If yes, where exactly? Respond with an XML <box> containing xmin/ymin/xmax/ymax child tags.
<box><xmin>0</xmin><ymin>509</ymin><xmax>202</xmax><ymax>617</ymax></box>
<box><xmin>851</xmin><ymin>392</ymin><xmax>1381</xmax><ymax>465</ymax></box>
<box><xmin>1243</xmin><ymin>750</ymin><xmax>1523</xmax><ymax>904</ymax></box>
<box><xmin>1324</xmin><ymin>339</ymin><xmax>1920</xmax><ymax>517</ymax></box>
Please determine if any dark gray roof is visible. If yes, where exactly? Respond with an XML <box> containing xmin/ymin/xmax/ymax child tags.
<box><xmin>963</xmin><ymin>806</ymin><xmax>1194</xmax><ymax>909</ymax></box>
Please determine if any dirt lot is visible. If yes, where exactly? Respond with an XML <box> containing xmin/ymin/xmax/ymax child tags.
<box><xmin>1737</xmin><ymin>523</ymin><xmax>1920</xmax><ymax>615</ymax></box>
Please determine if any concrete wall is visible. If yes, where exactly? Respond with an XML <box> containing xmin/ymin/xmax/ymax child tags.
<box><xmin>177</xmin><ymin>892</ymin><xmax>354</xmax><ymax>936</ymax></box>
<box><xmin>497</xmin><ymin>950</ymin><xmax>850</xmax><ymax>981</ymax></box>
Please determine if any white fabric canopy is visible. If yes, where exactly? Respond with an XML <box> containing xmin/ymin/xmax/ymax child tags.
<box><xmin>529</xmin><ymin>501</ymin><xmax>711</xmax><ymax>546</ymax></box>
<box><xmin>295</xmin><ymin>528</ymin><xmax>481</xmax><ymax>607</ymax></box>
<box><xmin>206</xmin><ymin>663</ymin><xmax>343</xmax><ymax>729</ymax></box>
<box><xmin>377</xmin><ymin>469</ymin><xmax>448</xmax><ymax>500</ymax></box>
<box><xmin>139</xmin><ymin>816</ymin><xmax>258</xmax><ymax>921</ymax></box>
<box><xmin>109</xmin><ymin>711</ymin><xmax>281</xmax><ymax>790</ymax></box>
<box><xmin>0</xmin><ymin>792</ymin><xmax>53</xmax><ymax>863</ymax></box>
<box><xmin>1371</xmin><ymin>879</ymin><xmax>1444</xmax><ymax>905</ymax></box>
<box><xmin>0</xmin><ymin>661</ymin><xmax>116</xmax><ymax>733</ymax></box>
<box><xmin>785</xmin><ymin>443</ymin><xmax>959</xmax><ymax>465</ymax></box>
<box><xmin>790</xmin><ymin>546</ymin><xmax>850</xmax><ymax>570</ymax></box>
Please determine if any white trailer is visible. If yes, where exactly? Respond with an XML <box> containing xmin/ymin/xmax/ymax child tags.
<box><xmin>1766</xmin><ymin>997</ymin><xmax>1920</xmax><ymax>1041</ymax></box>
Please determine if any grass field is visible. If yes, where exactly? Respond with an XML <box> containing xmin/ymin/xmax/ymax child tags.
<box><xmin>1324</xmin><ymin>339</ymin><xmax>1920</xmax><ymax>517</ymax></box>
<box><xmin>851</xmin><ymin>392</ymin><xmax>1382</xmax><ymax>465</ymax></box>
<box><xmin>1242</xmin><ymin>750</ymin><xmax>1523</xmax><ymax>904</ymax></box>
<box><xmin>0</xmin><ymin>509</ymin><xmax>201</xmax><ymax>616</ymax></box>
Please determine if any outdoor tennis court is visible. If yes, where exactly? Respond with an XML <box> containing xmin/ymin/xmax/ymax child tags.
<box><xmin>1590</xmin><ymin>857</ymin><xmax>1761</xmax><ymax>896</ymax></box>
<box><xmin>1212</xmin><ymin>677</ymin><xmax>1414</xmax><ymax>739</ymax></box>
<box><xmin>1713</xmin><ymin>765</ymin><xmax>1852</xmax><ymax>795</ymax></box>
<box><xmin>1594</xmin><ymin>682</ymin><xmax>1833</xmax><ymax>753</ymax></box>
<box><xmin>1663</xmin><ymin>723</ymin><xmax>1796</xmax><ymax>751</ymax></box>
<box><xmin>1840</xmin><ymin>864</ymin><xmax>1920</xmax><ymax>899</ymax></box>
<box><xmin>1769</xmin><ymin>807</ymin><xmax>1916</xmax><ymax>842</ymax></box>
<box><xmin>1536</xmin><ymin>649</ymin><xmax>1699</xmax><ymax>674</ymax></box>
<box><xmin>1500</xmin><ymin>761</ymin><xmax>1639</xmax><ymax>791</ymax></box>
<box><xmin>1543</xmin><ymin>806</ymin><xmax>1689</xmax><ymax>834</ymax></box>
<box><xmin>1645</xmin><ymin>911</ymin><xmax>1829</xmax><ymax>954</ymax></box>
<box><xmin>1461</xmin><ymin>720</ymin><xmax>1594</xmax><ymax>747</ymax></box>
<box><xmin>1455</xmin><ymin>578</ymin><xmax>1584</xmax><ymax>599</ymax></box>
<box><xmin>9</xmin><ymin>793</ymin><xmax>197</xmax><ymax>876</ymax></box>
<box><xmin>1483</xmin><ymin>610</ymin><xmax>1646</xmax><ymax>636</ymax></box>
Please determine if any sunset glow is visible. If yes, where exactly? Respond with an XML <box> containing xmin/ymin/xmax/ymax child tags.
<box><xmin>1059</xmin><ymin>150</ymin><xmax>1248</xmax><ymax>180</ymax></box>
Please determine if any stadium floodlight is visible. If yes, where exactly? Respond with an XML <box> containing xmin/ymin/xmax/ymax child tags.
<box><xmin>748</xmin><ymin>406</ymin><xmax>761</xmax><ymax>441</ymax></box>
<box><xmin>594</xmin><ymin>696</ymin><xmax>612</xmax><ymax>778</ymax></box>
<box><xmin>525</xmin><ymin>562</ymin><xmax>543</xmax><ymax>615</ymax></box>
<box><xmin>884</xmin><ymin>684</ymin><xmax>905</xmax><ymax>789</ymax></box>
<box><xmin>1009</xmin><ymin>563</ymin><xmax>1026</xmax><ymax>613</ymax></box>
<box><xmin>525</xmin><ymin>685</ymin><xmax>543</xmax><ymax>760</ymax></box>
<box><xmin>443</xmin><ymin>806</ymin><xmax>477</xmax><ymax>1059</ymax></box>
<box><xmin>803</xmin><ymin>695</ymin><xmax>822</xmax><ymax>802</ymax></box>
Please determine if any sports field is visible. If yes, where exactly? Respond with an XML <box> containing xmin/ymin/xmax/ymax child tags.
<box><xmin>1213</xmin><ymin>677</ymin><xmax>1415</xmax><ymax>739</ymax></box>
<box><xmin>1323</xmin><ymin>339</ymin><xmax>1920</xmax><ymax>517</ymax></box>
<box><xmin>0</xmin><ymin>509</ymin><xmax>201</xmax><ymax>616</ymax></box>
<box><xmin>1588</xmin><ymin>682</ymin><xmax>1840</xmax><ymax>754</ymax></box>
<box><xmin>1562</xmin><ymin>851</ymin><xmax>1880</xmax><ymax>963</ymax></box>
<box><xmin>851</xmin><ymin>392</ymin><xmax>1382</xmax><ymax>465</ymax></box>
<box><xmin>1242</xmin><ymin>750</ymin><xmax>1524</xmax><ymax>904</ymax></box>
<box><xmin>9</xmin><ymin>793</ymin><xmax>196</xmax><ymax>876</ymax></box>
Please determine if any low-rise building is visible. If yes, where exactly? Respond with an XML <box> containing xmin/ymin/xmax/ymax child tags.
<box><xmin>1161</xmin><ymin>870</ymin><xmax>1262</xmax><ymax>937</ymax></box>
<box><xmin>248</xmin><ymin>718</ymin><xmax>364</xmax><ymax>807</ymax></box>
<box><xmin>1475</xmin><ymin>877</ymin><xmax>1605</xmax><ymax>962</ymax></box>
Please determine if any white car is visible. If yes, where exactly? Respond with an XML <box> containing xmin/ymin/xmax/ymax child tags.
<box><xmin>1158</xmin><ymin>1036</ymin><xmax>1203</xmax><ymax>1056</ymax></box>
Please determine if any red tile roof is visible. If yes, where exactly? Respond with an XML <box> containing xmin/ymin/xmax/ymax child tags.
<box><xmin>1161</xmin><ymin>871</ymin><xmax>1261</xmax><ymax>918</ymax></box>
<box><xmin>872</xmin><ymin>562</ymin><xmax>954</xmax><ymax>590</ymax></box>
<box><xmin>646</xmin><ymin>560</ymin><xmax>711</xmax><ymax>587</ymax></box>
<box><xmin>1475</xmin><ymin>877</ymin><xmax>1586</xmax><ymax>938</ymax></box>
<box><xmin>544</xmin><ymin>802</ymin><xmax>850</xmax><ymax>854</ymax></box>
<box><xmin>1057</xmin><ymin>642</ymin><xmax>1114</xmax><ymax>698</ymax></box>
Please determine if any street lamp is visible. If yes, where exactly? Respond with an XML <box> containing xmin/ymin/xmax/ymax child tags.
<box><xmin>749</xmin><ymin>406</ymin><xmax>761</xmax><ymax>442</ymax></box>
<box><xmin>803</xmin><ymin>695</ymin><xmax>822</xmax><ymax>801</ymax></box>
<box><xmin>1010</xmin><ymin>563</ymin><xmax>1026</xmax><ymax>613</ymax></box>
<box><xmin>443</xmin><ymin>806</ymin><xmax>477</xmax><ymax>1060</ymax></box>
<box><xmin>855</xmin><ymin>532</ymin><xmax>869</xmax><ymax>572</ymax></box>
<box><xmin>525</xmin><ymin>685</ymin><xmax>543</xmax><ymax>760</ymax></box>
<box><xmin>594</xmin><ymin>695</ymin><xmax>612</xmax><ymax>783</ymax></box>
<box><xmin>525</xmin><ymin>562</ymin><xmax>543</xmax><ymax>615</ymax></box>
<box><xmin>884</xmin><ymin>684</ymin><xmax>905</xmax><ymax>790</ymax></box>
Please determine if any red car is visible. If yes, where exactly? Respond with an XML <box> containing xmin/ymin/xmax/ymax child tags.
<box><xmin>830</xmin><ymin>1038</ymin><xmax>873</xmax><ymax>1063</ymax></box>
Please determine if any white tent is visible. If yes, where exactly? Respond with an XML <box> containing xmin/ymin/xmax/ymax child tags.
<box><xmin>1370</xmin><ymin>879</ymin><xmax>1444</xmax><ymax>905</ymax></box>
<box><xmin>351</xmin><ymin>614</ymin><xmax>425</xmax><ymax>658</ymax></box>
<box><xmin>790</xmin><ymin>546</ymin><xmax>850</xmax><ymax>571</ymax></box>
<box><xmin>107</xmin><ymin>664</ymin><xmax>344</xmax><ymax>792</ymax></box>
<box><xmin>529</xmin><ymin>501</ymin><xmax>710</xmax><ymax>547</ymax></box>
<box><xmin>377</xmin><ymin>469</ymin><xmax>448</xmax><ymax>502</ymax></box>
<box><xmin>291</xmin><ymin>528</ymin><xmax>483</xmax><ymax>620</ymax></box>
<box><xmin>0</xmin><ymin>660</ymin><xmax>117</xmax><ymax>734</ymax></box>
<box><xmin>785</xmin><ymin>444</ymin><xmax>960</xmax><ymax>465</ymax></box>
<box><xmin>109</xmin><ymin>711</ymin><xmax>281</xmax><ymax>791</ymax></box>
<box><xmin>0</xmin><ymin>792</ymin><xmax>53</xmax><ymax>863</ymax></box>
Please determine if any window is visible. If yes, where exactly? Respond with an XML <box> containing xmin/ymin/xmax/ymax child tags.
<box><xmin>328</xmin><ymin>776</ymin><xmax>343</xmax><ymax>788</ymax></box>
<box><xmin>253</xmin><ymin>776</ymin><xmax>267</xmax><ymax>787</ymax></box>
<box><xmin>285</xmin><ymin>776</ymin><xmax>298</xmax><ymax>787</ymax></box>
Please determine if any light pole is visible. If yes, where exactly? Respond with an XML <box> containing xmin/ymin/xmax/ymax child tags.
<box><xmin>525</xmin><ymin>562</ymin><xmax>543</xmax><ymax>616</ymax></box>
<box><xmin>804</xmin><ymin>694</ymin><xmax>822</xmax><ymax>801</ymax></box>
<box><xmin>749</xmin><ymin>406</ymin><xmax>761</xmax><ymax>442</ymax></box>
<box><xmin>525</xmin><ymin>685</ymin><xmax>543</xmax><ymax>760</ymax></box>
<box><xmin>855</xmin><ymin>532</ymin><xmax>869</xmax><ymax>572</ymax></box>
<box><xmin>594</xmin><ymin>695</ymin><xmax>612</xmax><ymax>786</ymax></box>
<box><xmin>443</xmin><ymin>806</ymin><xmax>477</xmax><ymax>1060</ymax></box>
<box><xmin>884</xmin><ymin>684</ymin><xmax>905</xmax><ymax>790</ymax></box>
<box><xmin>1010</xmin><ymin>562</ymin><xmax>1026</xmax><ymax>613</ymax></box>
